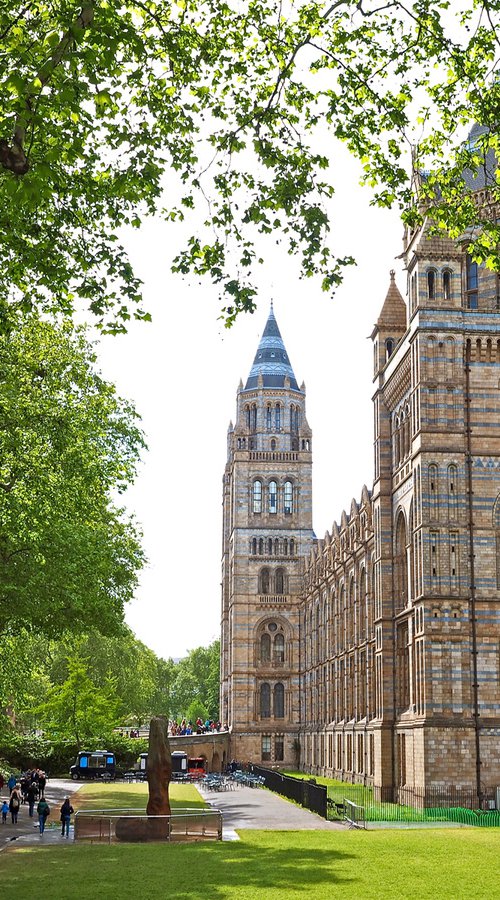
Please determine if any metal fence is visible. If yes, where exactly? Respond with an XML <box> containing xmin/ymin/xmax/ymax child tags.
<box><xmin>324</xmin><ymin>783</ymin><xmax>500</xmax><ymax>826</ymax></box>
<box><xmin>250</xmin><ymin>766</ymin><xmax>328</xmax><ymax>818</ymax></box>
<box><xmin>74</xmin><ymin>807</ymin><xmax>223</xmax><ymax>843</ymax></box>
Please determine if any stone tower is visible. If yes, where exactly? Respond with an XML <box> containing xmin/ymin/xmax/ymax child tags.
<box><xmin>220</xmin><ymin>304</ymin><xmax>315</xmax><ymax>766</ymax></box>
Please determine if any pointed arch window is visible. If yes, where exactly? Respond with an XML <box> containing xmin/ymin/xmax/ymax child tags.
<box><xmin>290</xmin><ymin>538</ymin><xmax>295</xmax><ymax>556</ymax></box>
<box><xmin>253</xmin><ymin>480</ymin><xmax>262</xmax><ymax>513</ymax></box>
<box><xmin>260</xmin><ymin>683</ymin><xmax>271</xmax><ymax>718</ymax></box>
<box><xmin>269</xmin><ymin>480</ymin><xmax>277</xmax><ymax>514</ymax></box>
<box><xmin>260</xmin><ymin>568</ymin><xmax>270</xmax><ymax>594</ymax></box>
<box><xmin>246</xmin><ymin>406</ymin><xmax>251</xmax><ymax>429</ymax></box>
<box><xmin>295</xmin><ymin>408</ymin><xmax>300</xmax><ymax>431</ymax></box>
<box><xmin>275</xmin><ymin>537</ymin><xmax>280</xmax><ymax>556</ymax></box>
<box><xmin>252</xmin><ymin>538</ymin><xmax>257</xmax><ymax>555</ymax></box>
<box><xmin>268</xmin><ymin>538</ymin><xmax>273</xmax><ymax>555</ymax></box>
<box><xmin>284</xmin><ymin>481</ymin><xmax>293</xmax><ymax>515</ymax></box>
<box><xmin>275</xmin><ymin>404</ymin><xmax>281</xmax><ymax>431</ymax></box>
<box><xmin>290</xmin><ymin>405</ymin><xmax>295</xmax><ymax>432</ymax></box>
<box><xmin>274</xmin><ymin>683</ymin><xmax>284</xmax><ymax>718</ymax></box>
<box><xmin>266</xmin><ymin>406</ymin><xmax>272</xmax><ymax>430</ymax></box>
<box><xmin>259</xmin><ymin>538</ymin><xmax>264</xmax><ymax>554</ymax></box>
<box><xmin>283</xmin><ymin>539</ymin><xmax>288</xmax><ymax>556</ymax></box>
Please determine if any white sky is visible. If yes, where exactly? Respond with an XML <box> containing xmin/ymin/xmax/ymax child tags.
<box><xmin>94</xmin><ymin>143</ymin><xmax>406</xmax><ymax>660</ymax></box>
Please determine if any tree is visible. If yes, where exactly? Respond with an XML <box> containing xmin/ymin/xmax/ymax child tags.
<box><xmin>37</xmin><ymin>655</ymin><xmax>121</xmax><ymax>746</ymax></box>
<box><xmin>1</xmin><ymin>3</ymin><xmax>499</xmax><ymax>330</ymax></box>
<box><xmin>171</xmin><ymin>640</ymin><xmax>220</xmax><ymax>720</ymax></box>
<box><xmin>0</xmin><ymin>315</ymin><xmax>145</xmax><ymax>638</ymax></box>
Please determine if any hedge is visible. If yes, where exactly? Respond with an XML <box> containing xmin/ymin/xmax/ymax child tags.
<box><xmin>0</xmin><ymin>733</ymin><xmax>148</xmax><ymax>775</ymax></box>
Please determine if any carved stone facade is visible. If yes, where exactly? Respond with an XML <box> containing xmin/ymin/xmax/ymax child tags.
<box><xmin>221</xmin><ymin>222</ymin><xmax>500</xmax><ymax>799</ymax></box>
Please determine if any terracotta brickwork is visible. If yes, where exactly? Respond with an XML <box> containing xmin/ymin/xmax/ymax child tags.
<box><xmin>221</xmin><ymin>227</ymin><xmax>500</xmax><ymax>799</ymax></box>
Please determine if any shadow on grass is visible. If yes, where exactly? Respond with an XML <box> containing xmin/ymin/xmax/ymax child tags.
<box><xmin>1</xmin><ymin>834</ymin><xmax>356</xmax><ymax>899</ymax></box>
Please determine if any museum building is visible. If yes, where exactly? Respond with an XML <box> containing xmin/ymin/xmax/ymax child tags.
<box><xmin>220</xmin><ymin>204</ymin><xmax>500</xmax><ymax>801</ymax></box>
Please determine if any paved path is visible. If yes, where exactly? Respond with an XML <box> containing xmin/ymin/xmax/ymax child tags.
<box><xmin>197</xmin><ymin>783</ymin><xmax>344</xmax><ymax>838</ymax></box>
<box><xmin>0</xmin><ymin>778</ymin><xmax>81</xmax><ymax>850</ymax></box>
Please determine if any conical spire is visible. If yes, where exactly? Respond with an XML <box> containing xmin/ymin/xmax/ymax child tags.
<box><xmin>376</xmin><ymin>270</ymin><xmax>407</xmax><ymax>331</ymax></box>
<box><xmin>244</xmin><ymin>305</ymin><xmax>299</xmax><ymax>391</ymax></box>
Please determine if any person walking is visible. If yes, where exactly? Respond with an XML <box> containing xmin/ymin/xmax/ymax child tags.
<box><xmin>38</xmin><ymin>771</ymin><xmax>46</xmax><ymax>799</ymax></box>
<box><xmin>1</xmin><ymin>799</ymin><xmax>8</xmax><ymax>823</ymax></box>
<box><xmin>9</xmin><ymin>788</ymin><xmax>20</xmax><ymax>824</ymax></box>
<box><xmin>7</xmin><ymin>775</ymin><xmax>16</xmax><ymax>793</ymax></box>
<box><xmin>37</xmin><ymin>797</ymin><xmax>50</xmax><ymax>834</ymax></box>
<box><xmin>26</xmin><ymin>781</ymin><xmax>38</xmax><ymax>818</ymax></box>
<box><xmin>60</xmin><ymin>797</ymin><xmax>74</xmax><ymax>837</ymax></box>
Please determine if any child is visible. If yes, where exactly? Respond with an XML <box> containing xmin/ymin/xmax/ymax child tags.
<box><xmin>1</xmin><ymin>799</ymin><xmax>8</xmax><ymax>823</ymax></box>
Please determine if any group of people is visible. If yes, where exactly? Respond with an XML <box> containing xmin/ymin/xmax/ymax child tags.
<box><xmin>169</xmin><ymin>718</ymin><xmax>227</xmax><ymax>736</ymax></box>
<box><xmin>0</xmin><ymin>771</ymin><xmax>74</xmax><ymax>836</ymax></box>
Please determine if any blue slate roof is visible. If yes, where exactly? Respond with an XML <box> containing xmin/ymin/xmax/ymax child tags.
<box><xmin>244</xmin><ymin>305</ymin><xmax>300</xmax><ymax>392</ymax></box>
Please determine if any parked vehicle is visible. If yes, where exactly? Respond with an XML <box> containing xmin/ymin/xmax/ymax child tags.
<box><xmin>70</xmin><ymin>751</ymin><xmax>123</xmax><ymax>781</ymax></box>
<box><xmin>127</xmin><ymin>751</ymin><xmax>205</xmax><ymax>780</ymax></box>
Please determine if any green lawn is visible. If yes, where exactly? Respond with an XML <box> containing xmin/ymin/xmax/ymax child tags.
<box><xmin>71</xmin><ymin>780</ymin><xmax>206</xmax><ymax>811</ymax></box>
<box><xmin>1</xmin><ymin>828</ymin><xmax>499</xmax><ymax>898</ymax></box>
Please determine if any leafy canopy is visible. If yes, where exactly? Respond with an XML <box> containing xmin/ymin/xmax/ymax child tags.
<box><xmin>0</xmin><ymin>315</ymin><xmax>145</xmax><ymax>638</ymax></box>
<box><xmin>1</xmin><ymin>2</ymin><xmax>499</xmax><ymax>330</ymax></box>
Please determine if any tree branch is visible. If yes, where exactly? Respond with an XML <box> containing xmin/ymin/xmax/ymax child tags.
<box><xmin>0</xmin><ymin>1</ymin><xmax>94</xmax><ymax>176</ymax></box>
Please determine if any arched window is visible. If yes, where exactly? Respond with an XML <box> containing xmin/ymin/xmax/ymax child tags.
<box><xmin>466</xmin><ymin>254</ymin><xmax>478</xmax><ymax>309</ymax></box>
<box><xmin>270</xmin><ymin>439</ymin><xmax>276</xmax><ymax>451</ymax></box>
<box><xmin>252</xmin><ymin>538</ymin><xmax>257</xmax><ymax>555</ymax></box>
<box><xmin>443</xmin><ymin>269</ymin><xmax>452</xmax><ymax>302</ymax></box>
<box><xmin>295</xmin><ymin>408</ymin><xmax>300</xmax><ymax>431</ymax></box>
<box><xmin>251</xmin><ymin>404</ymin><xmax>257</xmax><ymax>432</ymax></box>
<box><xmin>253</xmin><ymin>480</ymin><xmax>262</xmax><ymax>513</ymax></box>
<box><xmin>274</xmin><ymin>683</ymin><xmax>284</xmax><ymax>718</ymax></box>
<box><xmin>259</xmin><ymin>538</ymin><xmax>264</xmax><ymax>554</ymax></box>
<box><xmin>268</xmin><ymin>480</ymin><xmax>277</xmax><ymax>514</ymax></box>
<box><xmin>246</xmin><ymin>406</ymin><xmax>251</xmax><ymax>429</ymax></box>
<box><xmin>268</xmin><ymin>538</ymin><xmax>273</xmax><ymax>555</ymax></box>
<box><xmin>275</xmin><ymin>568</ymin><xmax>285</xmax><ymax>594</ymax></box>
<box><xmin>290</xmin><ymin>405</ymin><xmax>294</xmax><ymax>432</ymax></box>
<box><xmin>260</xmin><ymin>633</ymin><xmax>271</xmax><ymax>661</ymax></box>
<box><xmin>283</xmin><ymin>539</ymin><xmax>288</xmax><ymax>556</ymax></box>
<box><xmin>260</xmin><ymin>568</ymin><xmax>270</xmax><ymax>594</ymax></box>
<box><xmin>266</xmin><ymin>406</ymin><xmax>272</xmax><ymax>430</ymax></box>
<box><xmin>427</xmin><ymin>269</ymin><xmax>436</xmax><ymax>300</ymax></box>
<box><xmin>448</xmin><ymin>464</ymin><xmax>458</xmax><ymax>518</ymax></box>
<box><xmin>275</xmin><ymin>404</ymin><xmax>281</xmax><ymax>431</ymax></box>
<box><xmin>274</xmin><ymin>633</ymin><xmax>285</xmax><ymax>663</ymax></box>
<box><xmin>274</xmin><ymin>538</ymin><xmax>279</xmax><ymax>555</ymax></box>
<box><xmin>284</xmin><ymin>481</ymin><xmax>293</xmax><ymax>514</ymax></box>
<box><xmin>395</xmin><ymin>512</ymin><xmax>408</xmax><ymax>609</ymax></box>
<box><xmin>429</xmin><ymin>464</ymin><xmax>438</xmax><ymax>517</ymax></box>
<box><xmin>260</xmin><ymin>683</ymin><xmax>271</xmax><ymax>718</ymax></box>
<box><xmin>386</xmin><ymin>338</ymin><xmax>395</xmax><ymax>361</ymax></box>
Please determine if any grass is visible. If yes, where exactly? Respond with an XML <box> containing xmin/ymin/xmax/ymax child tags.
<box><xmin>71</xmin><ymin>780</ymin><xmax>206</xmax><ymax>812</ymax></box>
<box><xmin>1</xmin><ymin>827</ymin><xmax>499</xmax><ymax>898</ymax></box>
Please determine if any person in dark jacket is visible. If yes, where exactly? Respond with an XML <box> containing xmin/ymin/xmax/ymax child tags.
<box><xmin>9</xmin><ymin>788</ymin><xmax>20</xmax><ymax>824</ymax></box>
<box><xmin>37</xmin><ymin>797</ymin><xmax>50</xmax><ymax>834</ymax></box>
<box><xmin>60</xmin><ymin>797</ymin><xmax>74</xmax><ymax>837</ymax></box>
<box><xmin>37</xmin><ymin>772</ymin><xmax>47</xmax><ymax>799</ymax></box>
<box><xmin>26</xmin><ymin>782</ymin><xmax>38</xmax><ymax>818</ymax></box>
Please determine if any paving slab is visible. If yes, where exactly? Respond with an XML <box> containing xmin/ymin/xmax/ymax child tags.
<box><xmin>197</xmin><ymin>783</ymin><xmax>344</xmax><ymax>837</ymax></box>
<box><xmin>0</xmin><ymin>778</ymin><xmax>82</xmax><ymax>850</ymax></box>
